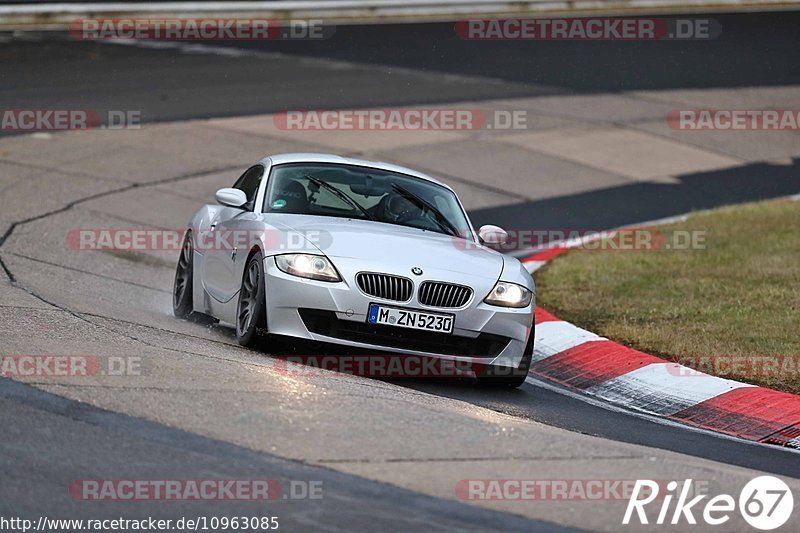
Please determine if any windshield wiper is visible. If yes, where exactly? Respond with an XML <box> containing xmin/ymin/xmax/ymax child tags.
<box><xmin>304</xmin><ymin>174</ymin><xmax>375</xmax><ymax>221</ymax></box>
<box><xmin>390</xmin><ymin>183</ymin><xmax>460</xmax><ymax>237</ymax></box>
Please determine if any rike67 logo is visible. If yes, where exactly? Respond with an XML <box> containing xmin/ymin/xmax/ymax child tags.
<box><xmin>624</xmin><ymin>476</ymin><xmax>793</xmax><ymax>529</ymax></box>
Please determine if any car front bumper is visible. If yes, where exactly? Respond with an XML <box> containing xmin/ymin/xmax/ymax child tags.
<box><xmin>262</xmin><ymin>257</ymin><xmax>533</xmax><ymax>369</ymax></box>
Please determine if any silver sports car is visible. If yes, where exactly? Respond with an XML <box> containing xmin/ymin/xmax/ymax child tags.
<box><xmin>174</xmin><ymin>153</ymin><xmax>535</xmax><ymax>387</ymax></box>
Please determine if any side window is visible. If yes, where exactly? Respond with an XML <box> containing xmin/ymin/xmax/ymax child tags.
<box><xmin>232</xmin><ymin>165</ymin><xmax>265</xmax><ymax>210</ymax></box>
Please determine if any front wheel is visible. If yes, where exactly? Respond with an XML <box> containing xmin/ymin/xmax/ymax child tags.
<box><xmin>236</xmin><ymin>251</ymin><xmax>268</xmax><ymax>347</ymax></box>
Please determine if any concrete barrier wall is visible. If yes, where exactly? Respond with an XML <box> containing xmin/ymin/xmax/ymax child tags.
<box><xmin>2</xmin><ymin>0</ymin><xmax>799</xmax><ymax>28</ymax></box>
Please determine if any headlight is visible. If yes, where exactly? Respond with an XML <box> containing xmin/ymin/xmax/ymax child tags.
<box><xmin>484</xmin><ymin>281</ymin><xmax>532</xmax><ymax>308</ymax></box>
<box><xmin>275</xmin><ymin>254</ymin><xmax>341</xmax><ymax>282</ymax></box>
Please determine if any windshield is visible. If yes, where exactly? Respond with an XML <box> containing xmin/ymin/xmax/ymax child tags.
<box><xmin>263</xmin><ymin>163</ymin><xmax>472</xmax><ymax>238</ymax></box>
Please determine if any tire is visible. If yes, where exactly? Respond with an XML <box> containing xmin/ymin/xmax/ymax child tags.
<box><xmin>478</xmin><ymin>326</ymin><xmax>534</xmax><ymax>389</ymax></box>
<box><xmin>173</xmin><ymin>231</ymin><xmax>195</xmax><ymax>319</ymax></box>
<box><xmin>235</xmin><ymin>250</ymin><xmax>268</xmax><ymax>347</ymax></box>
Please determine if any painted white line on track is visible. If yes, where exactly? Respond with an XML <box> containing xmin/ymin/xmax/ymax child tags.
<box><xmin>515</xmin><ymin>214</ymin><xmax>693</xmax><ymax>260</ymax></box>
<box><xmin>103</xmin><ymin>39</ymin><xmax>512</xmax><ymax>87</ymax></box>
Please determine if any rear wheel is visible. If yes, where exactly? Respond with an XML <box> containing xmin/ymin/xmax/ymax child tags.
<box><xmin>236</xmin><ymin>251</ymin><xmax>268</xmax><ymax>347</ymax></box>
<box><xmin>173</xmin><ymin>231</ymin><xmax>217</xmax><ymax>324</ymax></box>
<box><xmin>478</xmin><ymin>328</ymin><xmax>534</xmax><ymax>389</ymax></box>
<box><xmin>173</xmin><ymin>231</ymin><xmax>195</xmax><ymax>318</ymax></box>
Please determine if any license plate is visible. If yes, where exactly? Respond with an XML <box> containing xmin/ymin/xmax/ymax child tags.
<box><xmin>367</xmin><ymin>304</ymin><xmax>454</xmax><ymax>334</ymax></box>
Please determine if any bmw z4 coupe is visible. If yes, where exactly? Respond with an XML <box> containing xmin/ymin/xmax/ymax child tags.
<box><xmin>173</xmin><ymin>153</ymin><xmax>535</xmax><ymax>387</ymax></box>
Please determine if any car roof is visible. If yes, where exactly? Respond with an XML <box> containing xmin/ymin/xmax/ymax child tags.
<box><xmin>260</xmin><ymin>153</ymin><xmax>453</xmax><ymax>191</ymax></box>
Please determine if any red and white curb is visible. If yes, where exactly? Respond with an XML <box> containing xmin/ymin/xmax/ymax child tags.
<box><xmin>520</xmin><ymin>224</ymin><xmax>800</xmax><ymax>449</ymax></box>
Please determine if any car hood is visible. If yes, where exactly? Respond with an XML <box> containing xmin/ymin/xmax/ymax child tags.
<box><xmin>268</xmin><ymin>214</ymin><xmax>504</xmax><ymax>280</ymax></box>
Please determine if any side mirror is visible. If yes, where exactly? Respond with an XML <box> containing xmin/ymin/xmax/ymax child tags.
<box><xmin>215</xmin><ymin>188</ymin><xmax>247</xmax><ymax>208</ymax></box>
<box><xmin>478</xmin><ymin>224</ymin><xmax>508</xmax><ymax>245</ymax></box>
